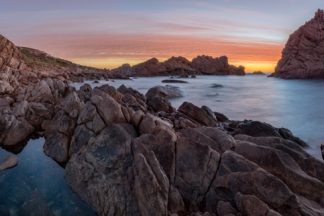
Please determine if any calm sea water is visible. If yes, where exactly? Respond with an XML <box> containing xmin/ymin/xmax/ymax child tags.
<box><xmin>0</xmin><ymin>138</ymin><xmax>96</xmax><ymax>216</ymax></box>
<box><xmin>73</xmin><ymin>75</ymin><xmax>324</xmax><ymax>159</ymax></box>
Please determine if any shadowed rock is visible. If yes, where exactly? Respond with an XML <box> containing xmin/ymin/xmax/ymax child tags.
<box><xmin>274</xmin><ymin>9</ymin><xmax>324</xmax><ymax>79</ymax></box>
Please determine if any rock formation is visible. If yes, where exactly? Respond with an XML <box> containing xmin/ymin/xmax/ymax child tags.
<box><xmin>274</xmin><ymin>9</ymin><xmax>324</xmax><ymax>79</ymax></box>
<box><xmin>0</xmin><ymin>72</ymin><xmax>323</xmax><ymax>215</ymax></box>
<box><xmin>0</xmin><ymin>34</ymin><xmax>323</xmax><ymax>216</ymax></box>
<box><xmin>112</xmin><ymin>55</ymin><xmax>245</xmax><ymax>77</ymax></box>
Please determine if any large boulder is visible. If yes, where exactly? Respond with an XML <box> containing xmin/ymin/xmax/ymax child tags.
<box><xmin>65</xmin><ymin>124</ymin><xmax>140</xmax><ymax>216</ymax></box>
<box><xmin>0</xmin><ymin>114</ymin><xmax>34</xmax><ymax>146</ymax></box>
<box><xmin>178</xmin><ymin>102</ymin><xmax>218</xmax><ymax>127</ymax></box>
<box><xmin>231</xmin><ymin>120</ymin><xmax>308</xmax><ymax>147</ymax></box>
<box><xmin>274</xmin><ymin>9</ymin><xmax>324</xmax><ymax>79</ymax></box>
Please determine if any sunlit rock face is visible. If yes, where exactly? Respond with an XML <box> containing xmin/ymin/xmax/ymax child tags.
<box><xmin>274</xmin><ymin>9</ymin><xmax>324</xmax><ymax>79</ymax></box>
<box><xmin>0</xmin><ymin>35</ymin><xmax>25</xmax><ymax>73</ymax></box>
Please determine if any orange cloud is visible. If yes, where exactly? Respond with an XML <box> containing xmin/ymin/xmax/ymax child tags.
<box><xmin>19</xmin><ymin>33</ymin><xmax>283</xmax><ymax>72</ymax></box>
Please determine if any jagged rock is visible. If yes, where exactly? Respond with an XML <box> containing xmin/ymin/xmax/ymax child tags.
<box><xmin>231</xmin><ymin>120</ymin><xmax>308</xmax><ymax>147</ymax></box>
<box><xmin>112</xmin><ymin>55</ymin><xmax>245</xmax><ymax>77</ymax></box>
<box><xmin>25</xmin><ymin>102</ymin><xmax>51</xmax><ymax>127</ymax></box>
<box><xmin>0</xmin><ymin>34</ymin><xmax>25</xmax><ymax>72</ymax></box>
<box><xmin>0</xmin><ymin>80</ymin><xmax>14</xmax><ymax>94</ymax></box>
<box><xmin>133</xmin><ymin>150</ymin><xmax>169</xmax><ymax>216</ymax></box>
<box><xmin>65</xmin><ymin>124</ymin><xmax>140</xmax><ymax>216</ymax></box>
<box><xmin>69</xmin><ymin>125</ymin><xmax>95</xmax><ymax>156</ymax></box>
<box><xmin>146</xmin><ymin>86</ymin><xmax>182</xmax><ymax>99</ymax></box>
<box><xmin>178</xmin><ymin>102</ymin><xmax>218</xmax><ymax>127</ymax></box>
<box><xmin>43</xmin><ymin>132</ymin><xmax>70</xmax><ymax>163</ymax></box>
<box><xmin>161</xmin><ymin>79</ymin><xmax>188</xmax><ymax>84</ymax></box>
<box><xmin>91</xmin><ymin>94</ymin><xmax>125</xmax><ymax>126</ymax></box>
<box><xmin>175</xmin><ymin>128</ymin><xmax>221</xmax><ymax>209</ymax></box>
<box><xmin>274</xmin><ymin>9</ymin><xmax>324</xmax><ymax>79</ymax></box>
<box><xmin>234</xmin><ymin>140</ymin><xmax>324</xmax><ymax>201</ymax></box>
<box><xmin>234</xmin><ymin>193</ymin><xmax>281</xmax><ymax>216</ymax></box>
<box><xmin>145</xmin><ymin>86</ymin><xmax>177</xmax><ymax>113</ymax></box>
<box><xmin>192</xmin><ymin>55</ymin><xmax>245</xmax><ymax>75</ymax></box>
<box><xmin>0</xmin><ymin>114</ymin><xmax>34</xmax><ymax>146</ymax></box>
<box><xmin>0</xmin><ymin>155</ymin><xmax>17</xmax><ymax>170</ymax></box>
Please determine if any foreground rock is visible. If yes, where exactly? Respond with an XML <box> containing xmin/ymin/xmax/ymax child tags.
<box><xmin>0</xmin><ymin>155</ymin><xmax>17</xmax><ymax>170</ymax></box>
<box><xmin>47</xmin><ymin>84</ymin><xmax>323</xmax><ymax>216</ymax></box>
<box><xmin>274</xmin><ymin>9</ymin><xmax>324</xmax><ymax>79</ymax></box>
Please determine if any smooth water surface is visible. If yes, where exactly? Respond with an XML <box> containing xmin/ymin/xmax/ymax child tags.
<box><xmin>0</xmin><ymin>138</ymin><xmax>96</xmax><ymax>216</ymax></box>
<box><xmin>72</xmin><ymin>75</ymin><xmax>324</xmax><ymax>158</ymax></box>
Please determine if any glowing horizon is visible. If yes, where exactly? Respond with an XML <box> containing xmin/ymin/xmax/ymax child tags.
<box><xmin>1</xmin><ymin>0</ymin><xmax>322</xmax><ymax>72</ymax></box>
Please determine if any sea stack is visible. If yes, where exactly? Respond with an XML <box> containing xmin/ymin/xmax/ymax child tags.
<box><xmin>274</xmin><ymin>9</ymin><xmax>324</xmax><ymax>79</ymax></box>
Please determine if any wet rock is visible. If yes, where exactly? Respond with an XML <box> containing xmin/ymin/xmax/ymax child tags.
<box><xmin>0</xmin><ymin>155</ymin><xmax>17</xmax><ymax>170</ymax></box>
<box><xmin>210</xmin><ymin>83</ymin><xmax>223</xmax><ymax>88</ymax></box>
<box><xmin>162</xmin><ymin>79</ymin><xmax>188</xmax><ymax>84</ymax></box>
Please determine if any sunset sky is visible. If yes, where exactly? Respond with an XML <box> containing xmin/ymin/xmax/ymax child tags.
<box><xmin>1</xmin><ymin>0</ymin><xmax>322</xmax><ymax>72</ymax></box>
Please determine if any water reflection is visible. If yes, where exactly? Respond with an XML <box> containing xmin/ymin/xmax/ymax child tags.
<box><xmin>72</xmin><ymin>75</ymin><xmax>324</xmax><ymax>158</ymax></box>
<box><xmin>0</xmin><ymin>138</ymin><xmax>96</xmax><ymax>216</ymax></box>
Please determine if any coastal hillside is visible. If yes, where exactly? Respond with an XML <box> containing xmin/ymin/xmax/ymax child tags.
<box><xmin>274</xmin><ymin>9</ymin><xmax>324</xmax><ymax>79</ymax></box>
<box><xmin>0</xmin><ymin>34</ymin><xmax>112</xmax><ymax>86</ymax></box>
<box><xmin>1</xmin><ymin>34</ymin><xmax>245</xmax><ymax>83</ymax></box>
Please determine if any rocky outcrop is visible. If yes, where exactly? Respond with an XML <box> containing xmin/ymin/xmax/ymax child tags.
<box><xmin>111</xmin><ymin>55</ymin><xmax>245</xmax><ymax>77</ymax></box>
<box><xmin>274</xmin><ymin>9</ymin><xmax>324</xmax><ymax>79</ymax></box>
<box><xmin>0</xmin><ymin>35</ymin><xmax>25</xmax><ymax>73</ymax></box>
<box><xmin>1</xmin><ymin>35</ymin><xmax>323</xmax><ymax>215</ymax></box>
<box><xmin>0</xmin><ymin>80</ymin><xmax>323</xmax><ymax>215</ymax></box>
<box><xmin>35</xmin><ymin>84</ymin><xmax>321</xmax><ymax>216</ymax></box>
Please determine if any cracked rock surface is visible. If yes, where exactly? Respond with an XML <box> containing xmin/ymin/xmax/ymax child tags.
<box><xmin>274</xmin><ymin>9</ymin><xmax>324</xmax><ymax>79</ymax></box>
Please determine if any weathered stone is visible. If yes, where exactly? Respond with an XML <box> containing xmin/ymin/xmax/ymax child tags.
<box><xmin>65</xmin><ymin>124</ymin><xmax>140</xmax><ymax>216</ymax></box>
<box><xmin>274</xmin><ymin>9</ymin><xmax>324</xmax><ymax>79</ymax></box>
<box><xmin>0</xmin><ymin>155</ymin><xmax>18</xmax><ymax>170</ymax></box>
<box><xmin>178</xmin><ymin>102</ymin><xmax>217</xmax><ymax>127</ymax></box>
<box><xmin>44</xmin><ymin>132</ymin><xmax>70</xmax><ymax>163</ymax></box>
<box><xmin>91</xmin><ymin>94</ymin><xmax>125</xmax><ymax>125</ymax></box>
<box><xmin>175</xmin><ymin>129</ymin><xmax>221</xmax><ymax>209</ymax></box>
<box><xmin>69</xmin><ymin>124</ymin><xmax>95</xmax><ymax>156</ymax></box>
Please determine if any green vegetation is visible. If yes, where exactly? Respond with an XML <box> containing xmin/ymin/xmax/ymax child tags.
<box><xmin>19</xmin><ymin>47</ymin><xmax>75</xmax><ymax>69</ymax></box>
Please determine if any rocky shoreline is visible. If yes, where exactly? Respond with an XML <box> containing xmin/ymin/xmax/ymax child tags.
<box><xmin>0</xmin><ymin>73</ymin><xmax>323</xmax><ymax>215</ymax></box>
<box><xmin>1</xmin><ymin>32</ymin><xmax>324</xmax><ymax>215</ymax></box>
